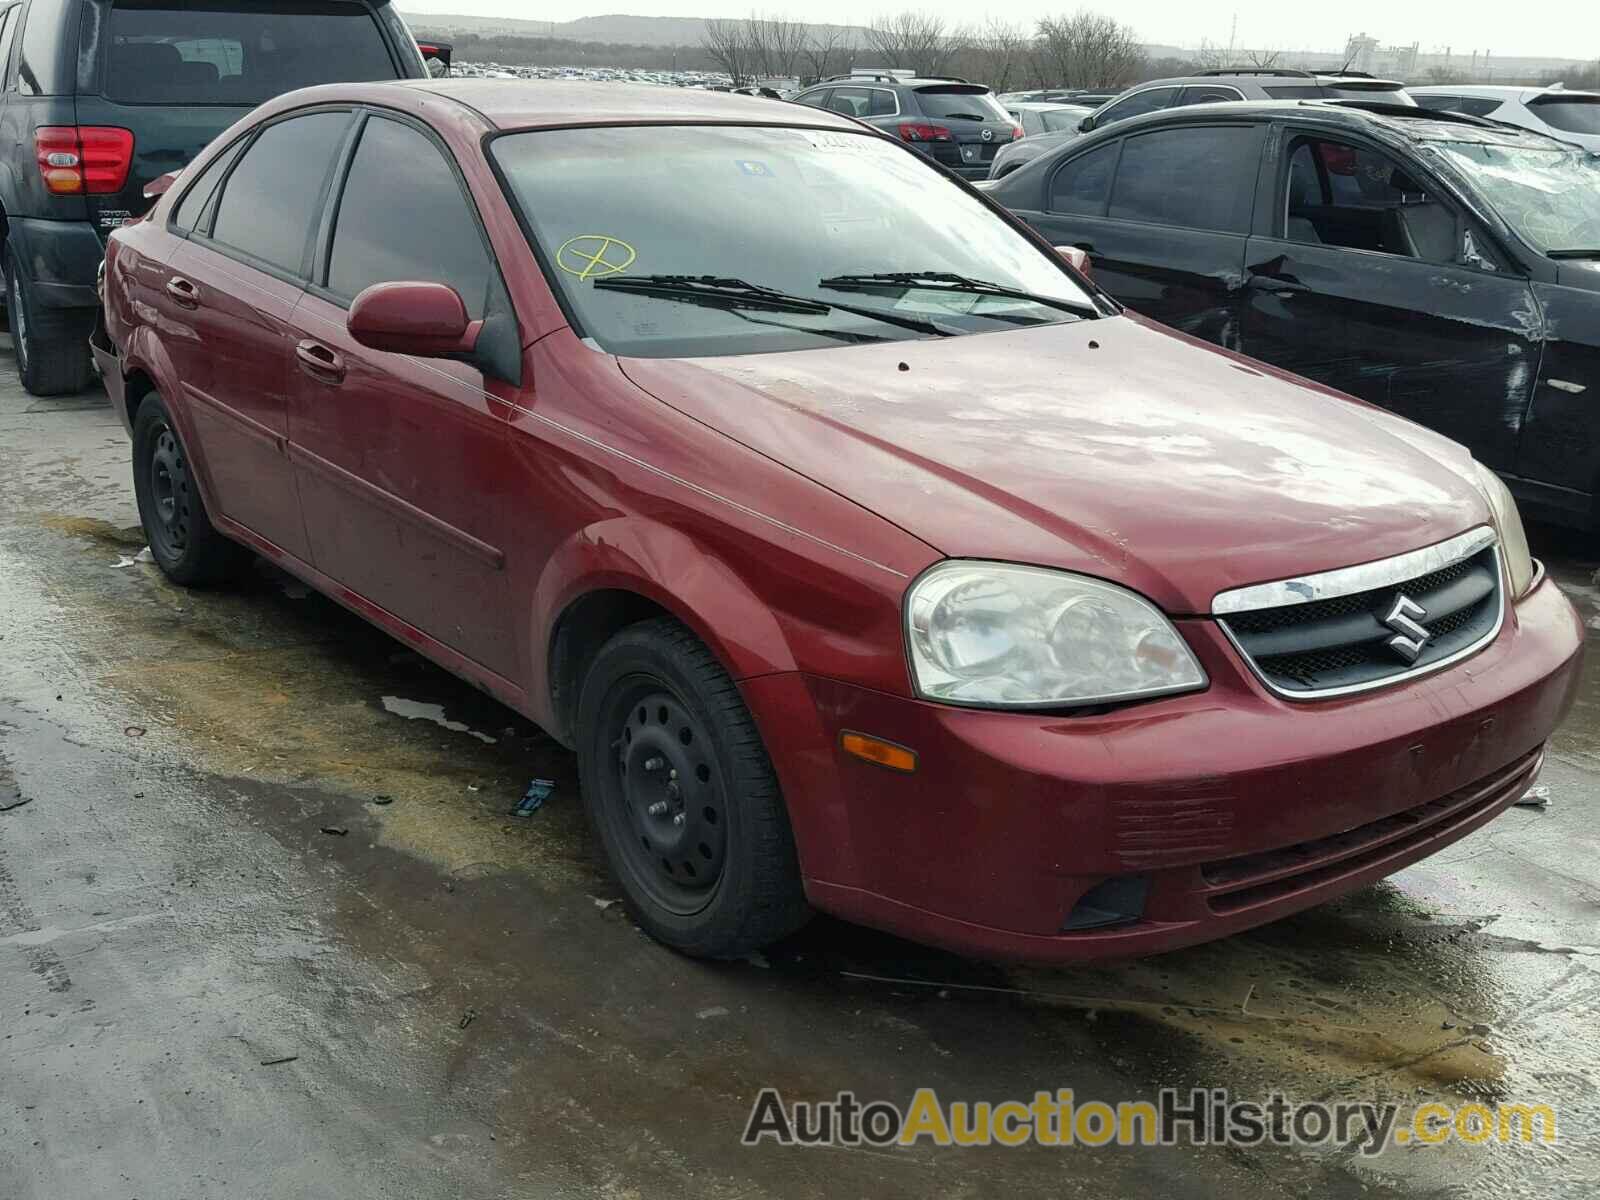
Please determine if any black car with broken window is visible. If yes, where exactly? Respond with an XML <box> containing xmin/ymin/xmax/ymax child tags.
<box><xmin>987</xmin><ymin>99</ymin><xmax>1600</xmax><ymax>531</ymax></box>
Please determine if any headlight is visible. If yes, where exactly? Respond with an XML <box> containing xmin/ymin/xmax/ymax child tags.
<box><xmin>905</xmin><ymin>561</ymin><xmax>1207</xmax><ymax>708</ymax></box>
<box><xmin>1473</xmin><ymin>462</ymin><xmax>1535</xmax><ymax>598</ymax></box>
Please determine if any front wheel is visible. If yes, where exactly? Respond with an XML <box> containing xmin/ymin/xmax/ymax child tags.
<box><xmin>576</xmin><ymin>617</ymin><xmax>809</xmax><ymax>958</ymax></box>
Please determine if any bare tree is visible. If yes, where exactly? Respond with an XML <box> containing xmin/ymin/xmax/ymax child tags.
<box><xmin>802</xmin><ymin>25</ymin><xmax>848</xmax><ymax>84</ymax></box>
<box><xmin>1035</xmin><ymin>11</ymin><xmax>1145</xmax><ymax>89</ymax></box>
<box><xmin>866</xmin><ymin>12</ymin><xmax>948</xmax><ymax>75</ymax></box>
<box><xmin>964</xmin><ymin>18</ymin><xmax>1029</xmax><ymax>93</ymax></box>
<box><xmin>702</xmin><ymin>17</ymin><xmax>752</xmax><ymax>85</ymax></box>
<box><xmin>753</xmin><ymin>14</ymin><xmax>808</xmax><ymax>80</ymax></box>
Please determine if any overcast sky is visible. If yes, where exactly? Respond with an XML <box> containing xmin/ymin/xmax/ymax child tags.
<box><xmin>416</xmin><ymin>2</ymin><xmax>1599</xmax><ymax>60</ymax></box>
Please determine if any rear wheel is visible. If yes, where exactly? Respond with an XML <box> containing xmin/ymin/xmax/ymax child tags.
<box><xmin>131</xmin><ymin>394</ymin><xmax>247</xmax><ymax>586</ymax></box>
<box><xmin>6</xmin><ymin>248</ymin><xmax>94</xmax><ymax>397</ymax></box>
<box><xmin>576</xmin><ymin>617</ymin><xmax>809</xmax><ymax>958</ymax></box>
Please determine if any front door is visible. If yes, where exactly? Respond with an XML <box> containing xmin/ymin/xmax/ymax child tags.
<box><xmin>1240</xmin><ymin>131</ymin><xmax>1541</xmax><ymax>471</ymax></box>
<box><xmin>1026</xmin><ymin>124</ymin><xmax>1265</xmax><ymax>348</ymax></box>
<box><xmin>285</xmin><ymin>112</ymin><xmax>519</xmax><ymax>678</ymax></box>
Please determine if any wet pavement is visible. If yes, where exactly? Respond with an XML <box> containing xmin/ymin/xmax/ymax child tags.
<box><xmin>2</xmin><ymin>345</ymin><xmax>1596</xmax><ymax>1199</ymax></box>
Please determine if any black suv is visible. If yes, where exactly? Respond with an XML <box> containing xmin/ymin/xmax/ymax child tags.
<box><xmin>791</xmin><ymin>74</ymin><xmax>1019</xmax><ymax>179</ymax></box>
<box><xmin>988</xmin><ymin>99</ymin><xmax>1600</xmax><ymax>530</ymax></box>
<box><xmin>0</xmin><ymin>0</ymin><xmax>425</xmax><ymax>395</ymax></box>
<box><xmin>1077</xmin><ymin>68</ymin><xmax>1412</xmax><ymax>135</ymax></box>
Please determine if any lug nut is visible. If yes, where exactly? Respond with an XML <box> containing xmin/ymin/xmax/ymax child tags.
<box><xmin>647</xmin><ymin>801</ymin><xmax>668</xmax><ymax>816</ymax></box>
<box><xmin>669</xmin><ymin>768</ymin><xmax>678</xmax><ymax>780</ymax></box>
<box><xmin>673</xmin><ymin>812</ymin><xmax>686</xmax><ymax>826</ymax></box>
<box><xmin>643</xmin><ymin>756</ymin><xmax>665</xmax><ymax>771</ymax></box>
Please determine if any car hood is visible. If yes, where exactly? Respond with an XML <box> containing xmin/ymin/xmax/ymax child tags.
<box><xmin>618</xmin><ymin>314</ymin><xmax>1490</xmax><ymax>615</ymax></box>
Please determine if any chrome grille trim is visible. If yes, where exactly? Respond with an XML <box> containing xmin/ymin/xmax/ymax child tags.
<box><xmin>1211</xmin><ymin>526</ymin><xmax>1498</xmax><ymax>616</ymax></box>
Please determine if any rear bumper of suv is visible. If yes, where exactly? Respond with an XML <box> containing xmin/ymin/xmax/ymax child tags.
<box><xmin>743</xmin><ymin>572</ymin><xmax>1583</xmax><ymax>962</ymax></box>
<box><xmin>7</xmin><ymin>218</ymin><xmax>104</xmax><ymax>308</ymax></box>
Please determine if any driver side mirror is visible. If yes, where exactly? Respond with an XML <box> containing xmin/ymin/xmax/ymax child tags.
<box><xmin>347</xmin><ymin>281</ymin><xmax>481</xmax><ymax>358</ymax></box>
<box><xmin>1054</xmin><ymin>245</ymin><xmax>1093</xmax><ymax>278</ymax></box>
<box><xmin>143</xmin><ymin>170</ymin><xmax>180</xmax><ymax>202</ymax></box>
<box><xmin>1077</xmin><ymin>115</ymin><xmax>1096</xmax><ymax>133</ymax></box>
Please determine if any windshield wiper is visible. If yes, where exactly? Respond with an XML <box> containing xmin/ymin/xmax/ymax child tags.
<box><xmin>592</xmin><ymin>274</ymin><xmax>953</xmax><ymax>337</ymax></box>
<box><xmin>818</xmin><ymin>271</ymin><xmax>1100</xmax><ymax>319</ymax></box>
<box><xmin>1547</xmin><ymin>249</ymin><xmax>1600</xmax><ymax>259</ymax></box>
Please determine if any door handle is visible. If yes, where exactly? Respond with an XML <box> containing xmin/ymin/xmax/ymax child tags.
<box><xmin>165</xmin><ymin>276</ymin><xmax>199</xmax><ymax>307</ymax></box>
<box><xmin>1246</xmin><ymin>274</ymin><xmax>1310</xmax><ymax>297</ymax></box>
<box><xmin>295</xmin><ymin>339</ymin><xmax>346</xmax><ymax>383</ymax></box>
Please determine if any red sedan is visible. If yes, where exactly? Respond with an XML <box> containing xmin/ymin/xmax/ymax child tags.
<box><xmin>95</xmin><ymin>81</ymin><xmax>1583</xmax><ymax>962</ymax></box>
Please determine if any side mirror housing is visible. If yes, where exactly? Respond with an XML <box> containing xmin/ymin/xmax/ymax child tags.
<box><xmin>1077</xmin><ymin>116</ymin><xmax>1095</xmax><ymax>133</ymax></box>
<box><xmin>1054</xmin><ymin>245</ymin><xmax>1093</xmax><ymax>279</ymax></box>
<box><xmin>347</xmin><ymin>281</ymin><xmax>481</xmax><ymax>358</ymax></box>
<box><xmin>143</xmin><ymin>170</ymin><xmax>180</xmax><ymax>201</ymax></box>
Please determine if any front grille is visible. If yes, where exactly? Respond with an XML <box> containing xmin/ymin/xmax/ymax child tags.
<box><xmin>1219</xmin><ymin>541</ymin><xmax>1503</xmax><ymax>698</ymax></box>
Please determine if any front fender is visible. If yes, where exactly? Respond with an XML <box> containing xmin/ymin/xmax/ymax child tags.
<box><xmin>530</xmin><ymin>515</ymin><xmax>799</xmax><ymax>731</ymax></box>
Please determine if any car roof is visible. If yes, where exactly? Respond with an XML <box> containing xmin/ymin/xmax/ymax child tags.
<box><xmin>1410</xmin><ymin>83</ymin><xmax>1600</xmax><ymax>102</ymax></box>
<box><xmin>399</xmin><ymin>79</ymin><xmax>864</xmax><ymax>131</ymax></box>
<box><xmin>1095</xmin><ymin>97</ymin><xmax>1572</xmax><ymax>151</ymax></box>
<box><xmin>1008</xmin><ymin>101</ymin><xmax>1089</xmax><ymax>112</ymax></box>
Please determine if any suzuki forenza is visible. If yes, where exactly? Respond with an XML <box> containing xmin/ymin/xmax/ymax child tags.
<box><xmin>96</xmin><ymin>82</ymin><xmax>1584</xmax><ymax>961</ymax></box>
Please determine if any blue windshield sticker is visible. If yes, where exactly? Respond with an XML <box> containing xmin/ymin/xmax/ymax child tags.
<box><xmin>736</xmin><ymin>160</ymin><xmax>775</xmax><ymax>177</ymax></box>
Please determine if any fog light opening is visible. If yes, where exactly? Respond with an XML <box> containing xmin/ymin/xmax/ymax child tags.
<box><xmin>1062</xmin><ymin>875</ymin><xmax>1150</xmax><ymax>932</ymax></box>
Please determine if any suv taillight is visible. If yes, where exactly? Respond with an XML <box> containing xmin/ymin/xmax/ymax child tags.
<box><xmin>35</xmin><ymin>126</ymin><xmax>135</xmax><ymax>195</ymax></box>
<box><xmin>897</xmin><ymin>122</ymin><xmax>953</xmax><ymax>143</ymax></box>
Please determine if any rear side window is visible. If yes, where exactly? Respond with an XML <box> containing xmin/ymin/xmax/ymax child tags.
<box><xmin>1413</xmin><ymin>94</ymin><xmax>1504</xmax><ymax>118</ymax></box>
<box><xmin>1047</xmin><ymin>141</ymin><xmax>1117</xmax><ymax>215</ymax></box>
<box><xmin>16</xmin><ymin>0</ymin><xmax>69</xmax><ymax>95</ymax></box>
<box><xmin>171</xmin><ymin>135</ymin><xmax>246</xmax><ymax>232</ymax></box>
<box><xmin>103</xmin><ymin>0</ymin><xmax>399</xmax><ymax>105</ymax></box>
<box><xmin>915</xmin><ymin>86</ymin><xmax>1009</xmax><ymax>123</ymax></box>
<box><xmin>209</xmin><ymin>110</ymin><xmax>351</xmax><ymax>275</ymax></box>
<box><xmin>1178</xmin><ymin>85</ymin><xmax>1242</xmax><ymax>106</ymax></box>
<box><xmin>325</xmin><ymin>116</ymin><xmax>494</xmax><ymax>317</ymax></box>
<box><xmin>1109</xmin><ymin>126</ymin><xmax>1261</xmax><ymax>233</ymax></box>
<box><xmin>828</xmin><ymin>86</ymin><xmax>895</xmax><ymax>118</ymax></box>
<box><xmin>1528</xmin><ymin>97</ymin><xmax>1600</xmax><ymax>135</ymax></box>
<box><xmin>0</xmin><ymin>7</ymin><xmax>19</xmax><ymax>84</ymax></box>
<box><xmin>1263</xmin><ymin>85</ymin><xmax>1325</xmax><ymax>100</ymax></box>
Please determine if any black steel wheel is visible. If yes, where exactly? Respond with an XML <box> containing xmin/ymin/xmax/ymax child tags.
<box><xmin>130</xmin><ymin>393</ymin><xmax>247</xmax><ymax>586</ymax></box>
<box><xmin>576</xmin><ymin>617</ymin><xmax>809</xmax><ymax>957</ymax></box>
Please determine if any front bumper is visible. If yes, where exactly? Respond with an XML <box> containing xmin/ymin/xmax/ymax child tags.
<box><xmin>743</xmin><ymin>572</ymin><xmax>1583</xmax><ymax>961</ymax></box>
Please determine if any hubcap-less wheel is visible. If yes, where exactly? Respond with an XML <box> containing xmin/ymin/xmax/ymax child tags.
<box><xmin>602</xmin><ymin>680</ymin><xmax>728</xmax><ymax>915</ymax></box>
<box><xmin>147</xmin><ymin>423</ymin><xmax>193</xmax><ymax>560</ymax></box>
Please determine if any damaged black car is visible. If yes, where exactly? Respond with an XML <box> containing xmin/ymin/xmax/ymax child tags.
<box><xmin>988</xmin><ymin>99</ymin><xmax>1600</xmax><ymax>530</ymax></box>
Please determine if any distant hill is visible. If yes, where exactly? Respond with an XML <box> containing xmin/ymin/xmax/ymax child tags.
<box><xmin>401</xmin><ymin>12</ymin><xmax>870</xmax><ymax>47</ymax></box>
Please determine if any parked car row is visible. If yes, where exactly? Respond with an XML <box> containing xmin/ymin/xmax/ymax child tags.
<box><xmin>93</xmin><ymin>74</ymin><xmax>1584</xmax><ymax>966</ymax></box>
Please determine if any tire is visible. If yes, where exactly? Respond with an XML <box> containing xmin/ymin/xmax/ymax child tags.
<box><xmin>130</xmin><ymin>393</ymin><xmax>247</xmax><ymax>586</ymax></box>
<box><xmin>6</xmin><ymin>248</ymin><xmax>94</xmax><ymax>397</ymax></box>
<box><xmin>576</xmin><ymin>616</ymin><xmax>810</xmax><ymax>957</ymax></box>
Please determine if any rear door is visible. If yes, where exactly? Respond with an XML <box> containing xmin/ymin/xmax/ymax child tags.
<box><xmin>73</xmin><ymin>0</ymin><xmax>414</xmax><ymax>234</ymax></box>
<box><xmin>1027</xmin><ymin>123</ymin><xmax>1264</xmax><ymax>347</ymax></box>
<box><xmin>911</xmin><ymin>84</ymin><xmax>1016</xmax><ymax>173</ymax></box>
<box><xmin>285</xmin><ymin>111</ymin><xmax>520</xmax><ymax>676</ymax></box>
<box><xmin>160</xmin><ymin>107</ymin><xmax>356</xmax><ymax>561</ymax></box>
<box><xmin>1239</xmin><ymin>128</ymin><xmax>1541</xmax><ymax>471</ymax></box>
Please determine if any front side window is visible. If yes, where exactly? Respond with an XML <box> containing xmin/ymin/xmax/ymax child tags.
<box><xmin>1047</xmin><ymin>141</ymin><xmax>1117</xmax><ymax>215</ymax></box>
<box><xmin>793</xmin><ymin>88</ymin><xmax>830</xmax><ymax>110</ymax></box>
<box><xmin>209</xmin><ymin>110</ymin><xmax>351</xmax><ymax>275</ymax></box>
<box><xmin>492</xmin><ymin>125</ymin><xmax>1098</xmax><ymax>358</ymax></box>
<box><xmin>1096</xmin><ymin>87</ymin><xmax>1178</xmax><ymax>127</ymax></box>
<box><xmin>1284</xmin><ymin>137</ymin><xmax>1465</xmax><ymax>264</ymax></box>
<box><xmin>1108</xmin><ymin>126</ymin><xmax>1260</xmax><ymax>233</ymax></box>
<box><xmin>1430</xmin><ymin>140</ymin><xmax>1600</xmax><ymax>255</ymax></box>
<box><xmin>103</xmin><ymin>0</ymin><xmax>399</xmax><ymax>105</ymax></box>
<box><xmin>1041</xmin><ymin>107</ymin><xmax>1088</xmax><ymax>133</ymax></box>
<box><xmin>325</xmin><ymin>116</ymin><xmax>495</xmax><ymax>316</ymax></box>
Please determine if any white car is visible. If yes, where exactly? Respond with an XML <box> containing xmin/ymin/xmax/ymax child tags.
<box><xmin>1409</xmin><ymin>85</ymin><xmax>1600</xmax><ymax>151</ymax></box>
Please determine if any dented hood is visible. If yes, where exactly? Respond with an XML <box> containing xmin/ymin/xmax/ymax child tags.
<box><xmin>619</xmin><ymin>314</ymin><xmax>1491</xmax><ymax>614</ymax></box>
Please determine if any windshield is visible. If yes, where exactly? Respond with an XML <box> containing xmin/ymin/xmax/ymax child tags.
<box><xmin>1432</xmin><ymin>140</ymin><xmax>1600</xmax><ymax>254</ymax></box>
<box><xmin>1043</xmin><ymin>107</ymin><xmax>1091</xmax><ymax>132</ymax></box>
<box><xmin>492</xmin><ymin>125</ymin><xmax>1096</xmax><ymax>358</ymax></box>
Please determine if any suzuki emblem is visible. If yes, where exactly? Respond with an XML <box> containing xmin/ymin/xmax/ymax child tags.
<box><xmin>1383</xmin><ymin>594</ymin><xmax>1430</xmax><ymax>663</ymax></box>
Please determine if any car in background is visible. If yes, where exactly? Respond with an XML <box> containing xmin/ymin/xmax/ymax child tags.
<box><xmin>1409</xmin><ymin>85</ymin><xmax>1600</xmax><ymax>151</ymax></box>
<box><xmin>416</xmin><ymin>37</ymin><xmax>453</xmax><ymax>77</ymax></box>
<box><xmin>988</xmin><ymin>98</ymin><xmax>1600</xmax><ymax>530</ymax></box>
<box><xmin>791</xmin><ymin>73</ymin><xmax>1021</xmax><ymax>178</ymax></box>
<box><xmin>1078</xmin><ymin>67</ymin><xmax>1412</xmax><ymax>135</ymax></box>
<box><xmin>96</xmin><ymin>81</ymin><xmax>1581</xmax><ymax>964</ymax></box>
<box><xmin>1008</xmin><ymin>101</ymin><xmax>1096</xmax><ymax>137</ymax></box>
<box><xmin>0</xmin><ymin>0</ymin><xmax>424</xmax><ymax>396</ymax></box>
<box><xmin>990</xmin><ymin>105</ymin><xmax>1097</xmax><ymax>178</ymax></box>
